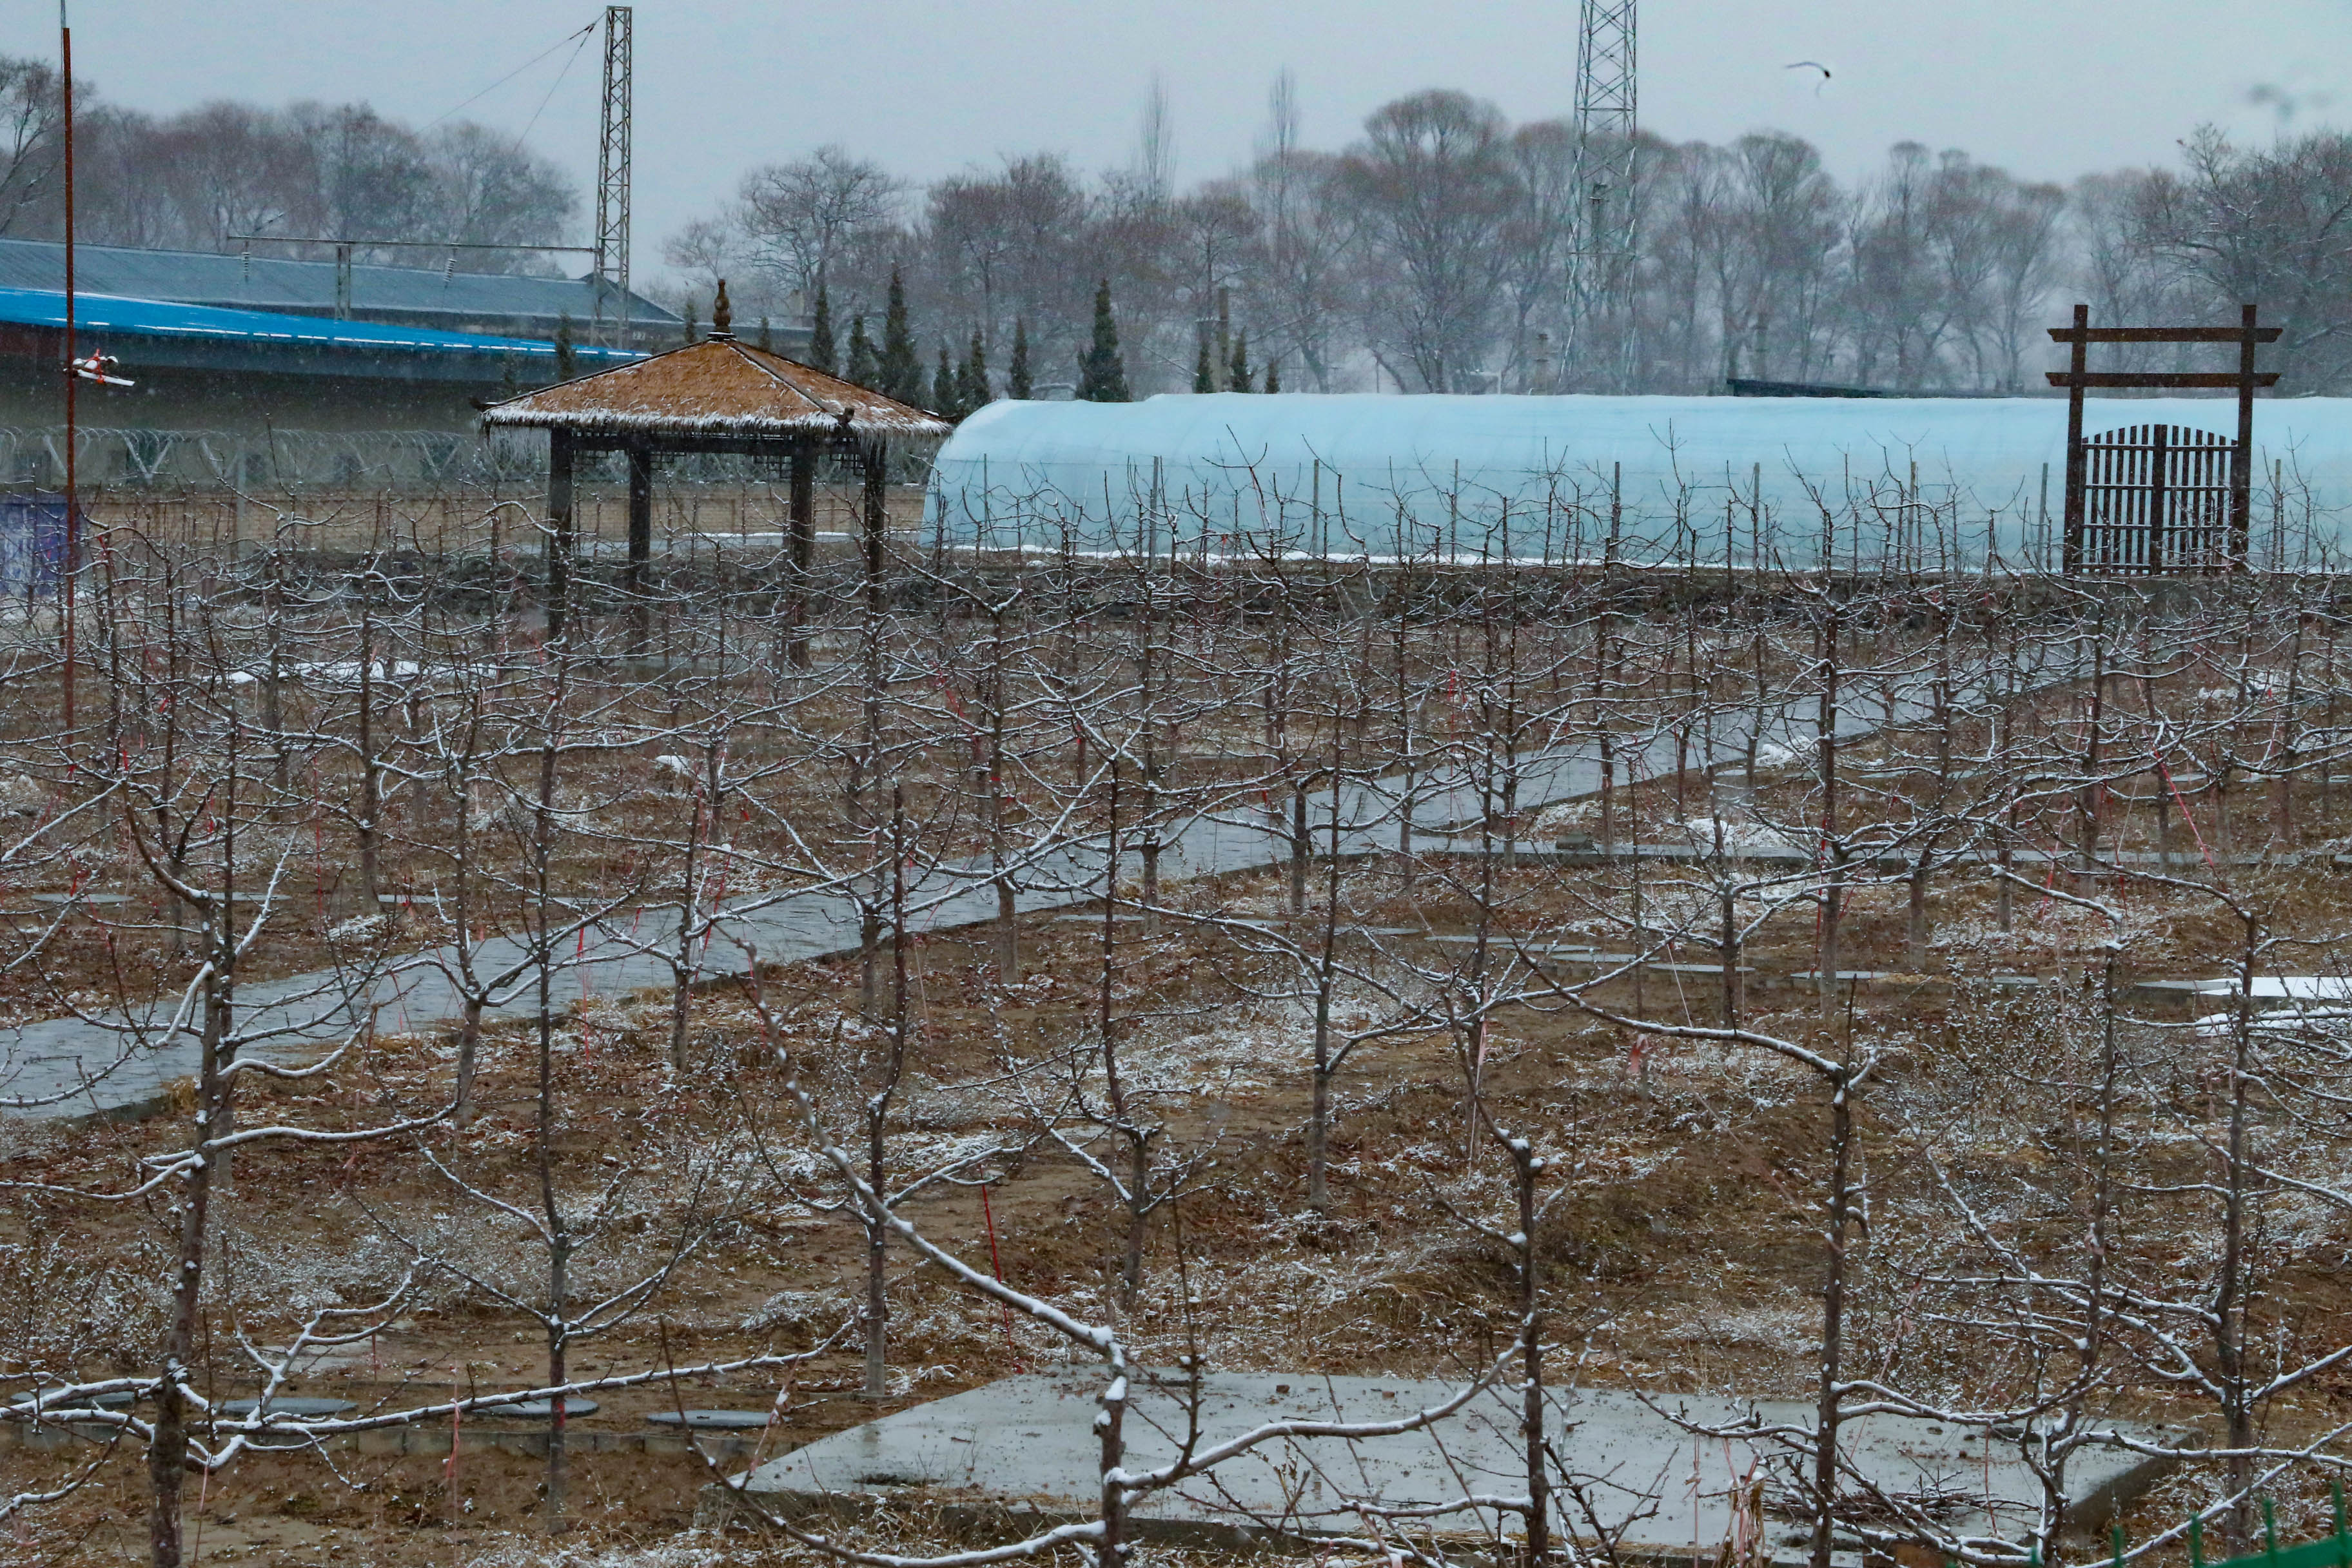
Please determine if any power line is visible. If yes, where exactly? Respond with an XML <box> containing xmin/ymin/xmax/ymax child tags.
<box><xmin>420</xmin><ymin>19</ymin><xmax>597</xmax><ymax>135</ymax></box>
<box><xmin>510</xmin><ymin>26</ymin><xmax>596</xmax><ymax>157</ymax></box>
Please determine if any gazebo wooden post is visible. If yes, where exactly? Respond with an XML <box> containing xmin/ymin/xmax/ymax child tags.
<box><xmin>545</xmin><ymin>427</ymin><xmax>575</xmax><ymax>640</ymax></box>
<box><xmin>2061</xmin><ymin>303</ymin><xmax>2087</xmax><ymax>579</ymax></box>
<box><xmin>787</xmin><ymin>433</ymin><xmax>815</xmax><ymax>668</ymax></box>
<box><xmin>627</xmin><ymin>439</ymin><xmax>654</xmax><ymax>645</ymax></box>
<box><xmin>861</xmin><ymin>439</ymin><xmax>888</xmax><ymax>618</ymax></box>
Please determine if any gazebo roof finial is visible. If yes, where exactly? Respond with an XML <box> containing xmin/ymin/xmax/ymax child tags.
<box><xmin>710</xmin><ymin>279</ymin><xmax>734</xmax><ymax>340</ymax></box>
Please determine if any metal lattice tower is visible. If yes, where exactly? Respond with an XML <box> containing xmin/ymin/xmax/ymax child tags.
<box><xmin>1567</xmin><ymin>0</ymin><xmax>1636</xmax><ymax>387</ymax></box>
<box><xmin>591</xmin><ymin>6</ymin><xmax>632</xmax><ymax>349</ymax></box>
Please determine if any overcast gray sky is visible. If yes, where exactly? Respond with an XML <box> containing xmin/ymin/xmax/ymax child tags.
<box><xmin>12</xmin><ymin>0</ymin><xmax>2352</xmax><ymax>281</ymax></box>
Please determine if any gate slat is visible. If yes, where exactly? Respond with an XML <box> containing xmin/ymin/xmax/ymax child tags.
<box><xmin>2077</xmin><ymin>422</ymin><xmax>2236</xmax><ymax>575</ymax></box>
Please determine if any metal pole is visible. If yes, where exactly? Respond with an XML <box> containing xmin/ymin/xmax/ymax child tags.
<box><xmin>1569</xmin><ymin>0</ymin><xmax>1637</xmax><ymax>387</ymax></box>
<box><xmin>593</xmin><ymin>7</ymin><xmax>633</xmax><ymax>349</ymax></box>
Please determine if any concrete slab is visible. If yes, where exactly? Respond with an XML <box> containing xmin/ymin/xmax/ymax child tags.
<box><xmin>494</xmin><ymin>1396</ymin><xmax>598</xmax><ymax>1419</ymax></box>
<box><xmin>724</xmin><ymin>1371</ymin><xmax>2177</xmax><ymax>1557</ymax></box>
<box><xmin>651</xmin><ymin>1409</ymin><xmax>777</xmax><ymax>1430</ymax></box>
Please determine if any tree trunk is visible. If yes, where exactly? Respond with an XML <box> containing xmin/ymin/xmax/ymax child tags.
<box><xmin>1816</xmin><ymin>604</ymin><xmax>1842</xmax><ymax>1016</ymax></box>
<box><xmin>533</xmin><ymin>714</ymin><xmax>573</xmax><ymax>1531</ymax></box>
<box><xmin>2217</xmin><ymin>926</ymin><xmax>2258</xmax><ymax>1551</ymax></box>
<box><xmin>1097</xmin><ymin>1374</ymin><xmax>1130</xmax><ymax>1568</ymax></box>
<box><xmin>1307</xmin><ymin>1054</ymin><xmax>1333</xmax><ymax>1211</ymax></box>
<box><xmin>1720</xmin><ymin>885</ymin><xmax>1742</xmax><ymax>1031</ymax></box>
<box><xmin>1905</xmin><ymin>858</ymin><xmax>1929</xmax><ymax>969</ymax></box>
<box><xmin>669</xmin><ymin>772</ymin><xmax>705</xmax><ymax>1073</ymax></box>
<box><xmin>148</xmin><ymin>977</ymin><xmax>230</xmax><ymax>1568</ymax></box>
<box><xmin>454</xmin><ymin>996</ymin><xmax>484</xmax><ymax>1124</ymax></box>
<box><xmin>2078</xmin><ymin>640</ymin><xmax>2107</xmax><ymax>874</ymax></box>
<box><xmin>1121</xmin><ymin>1137</ymin><xmax>1149</xmax><ymax>1310</ymax></box>
<box><xmin>1307</xmin><ymin>776</ymin><xmax>1344</xmax><ymax>1212</ymax></box>
<box><xmin>1516</xmin><ymin>1144</ymin><xmax>1549</xmax><ymax>1568</ymax></box>
<box><xmin>1139</xmin><ymin>832</ymin><xmax>1161</xmax><ymax>937</ymax></box>
<box><xmin>988</xmin><ymin>620</ymin><xmax>1018</xmax><ymax>979</ymax></box>
<box><xmin>1808</xmin><ymin>1077</ymin><xmax>1856</xmax><ymax>1568</ymax></box>
<box><xmin>861</xmin><ymin>1211</ymin><xmax>889</xmax><ymax>1398</ymax></box>
<box><xmin>1289</xmin><ymin>780</ymin><xmax>1308</xmax><ymax>918</ymax></box>
<box><xmin>357</xmin><ymin>605</ymin><xmax>382</xmax><ymax>908</ymax></box>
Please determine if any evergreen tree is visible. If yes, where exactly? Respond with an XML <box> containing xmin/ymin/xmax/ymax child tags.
<box><xmin>879</xmin><ymin>266</ymin><xmax>923</xmax><ymax>404</ymax></box>
<box><xmin>1228</xmin><ymin>330</ymin><xmax>1253</xmax><ymax>393</ymax></box>
<box><xmin>757</xmin><ymin>315</ymin><xmax>774</xmax><ymax>353</ymax></box>
<box><xmin>808</xmin><ymin>281</ymin><xmax>837</xmax><ymax>374</ymax></box>
<box><xmin>682</xmin><ymin>299</ymin><xmax>700</xmax><ymax>345</ymax></box>
<box><xmin>847</xmin><ymin>314</ymin><xmax>877</xmax><ymax>387</ymax></box>
<box><xmin>957</xmin><ymin>328</ymin><xmax>990</xmax><ymax>412</ymax></box>
<box><xmin>934</xmin><ymin>344</ymin><xmax>958</xmax><ymax>417</ymax></box>
<box><xmin>1076</xmin><ymin>279</ymin><xmax>1130</xmax><ymax>402</ymax></box>
<box><xmin>1193</xmin><ymin>331</ymin><xmax>1215</xmax><ymax>393</ymax></box>
<box><xmin>1263</xmin><ymin>355</ymin><xmax>1280</xmax><ymax>395</ymax></box>
<box><xmin>1007</xmin><ymin>317</ymin><xmax>1033</xmax><ymax>398</ymax></box>
<box><xmin>554</xmin><ymin>313</ymin><xmax>578</xmax><ymax>382</ymax></box>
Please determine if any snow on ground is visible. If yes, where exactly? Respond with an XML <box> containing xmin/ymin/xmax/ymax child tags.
<box><xmin>469</xmin><ymin>1540</ymin><xmax>741</xmax><ymax>1568</ymax></box>
<box><xmin>1667</xmin><ymin>814</ymin><xmax>1807</xmax><ymax>854</ymax></box>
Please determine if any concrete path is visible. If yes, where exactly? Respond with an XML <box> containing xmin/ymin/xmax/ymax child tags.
<box><xmin>0</xmin><ymin>671</ymin><xmax>2020</xmax><ymax>1125</ymax></box>
<box><xmin>721</xmin><ymin>1367</ymin><xmax>2177</xmax><ymax>1556</ymax></box>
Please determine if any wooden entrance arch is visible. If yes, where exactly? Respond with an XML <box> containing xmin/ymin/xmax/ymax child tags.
<box><xmin>2048</xmin><ymin>302</ymin><xmax>2279</xmax><ymax>575</ymax></box>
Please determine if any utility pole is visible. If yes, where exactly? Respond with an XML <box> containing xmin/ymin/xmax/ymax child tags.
<box><xmin>1567</xmin><ymin>0</ymin><xmax>1636</xmax><ymax>391</ymax></box>
<box><xmin>591</xmin><ymin>6</ymin><xmax>632</xmax><ymax>350</ymax></box>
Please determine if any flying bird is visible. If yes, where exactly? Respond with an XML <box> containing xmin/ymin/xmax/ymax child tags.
<box><xmin>1785</xmin><ymin>61</ymin><xmax>1833</xmax><ymax>95</ymax></box>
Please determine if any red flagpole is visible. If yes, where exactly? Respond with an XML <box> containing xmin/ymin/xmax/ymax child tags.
<box><xmin>58</xmin><ymin>1</ymin><xmax>74</xmax><ymax>737</ymax></box>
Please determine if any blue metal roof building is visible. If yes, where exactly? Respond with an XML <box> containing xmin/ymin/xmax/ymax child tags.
<box><xmin>0</xmin><ymin>287</ymin><xmax>642</xmax><ymax>381</ymax></box>
<box><xmin>0</xmin><ymin>237</ymin><xmax>681</xmax><ymax>344</ymax></box>
<box><xmin>0</xmin><ymin>284</ymin><xmax>651</xmax><ymax>489</ymax></box>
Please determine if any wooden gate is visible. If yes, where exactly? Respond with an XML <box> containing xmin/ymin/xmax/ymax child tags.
<box><xmin>2077</xmin><ymin>423</ymin><xmax>2235</xmax><ymax>574</ymax></box>
<box><xmin>2048</xmin><ymin>303</ymin><xmax>2278</xmax><ymax>575</ymax></box>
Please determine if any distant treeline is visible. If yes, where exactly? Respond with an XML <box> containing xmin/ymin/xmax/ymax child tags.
<box><xmin>665</xmin><ymin>80</ymin><xmax>2352</xmax><ymax>400</ymax></box>
<box><xmin>0</xmin><ymin>54</ymin><xmax>574</xmax><ymax>275</ymax></box>
<box><xmin>0</xmin><ymin>50</ymin><xmax>2343</xmax><ymax>398</ymax></box>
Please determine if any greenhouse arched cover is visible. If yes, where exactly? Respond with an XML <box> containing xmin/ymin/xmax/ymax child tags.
<box><xmin>924</xmin><ymin>392</ymin><xmax>2352</xmax><ymax>564</ymax></box>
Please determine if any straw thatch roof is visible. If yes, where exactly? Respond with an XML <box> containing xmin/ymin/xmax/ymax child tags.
<box><xmin>480</xmin><ymin>336</ymin><xmax>952</xmax><ymax>443</ymax></box>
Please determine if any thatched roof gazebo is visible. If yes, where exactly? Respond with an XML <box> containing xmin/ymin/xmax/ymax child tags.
<box><xmin>482</xmin><ymin>281</ymin><xmax>950</xmax><ymax>643</ymax></box>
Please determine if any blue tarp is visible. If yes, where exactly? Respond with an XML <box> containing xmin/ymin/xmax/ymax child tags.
<box><xmin>0</xmin><ymin>495</ymin><xmax>69</xmax><ymax>598</ymax></box>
